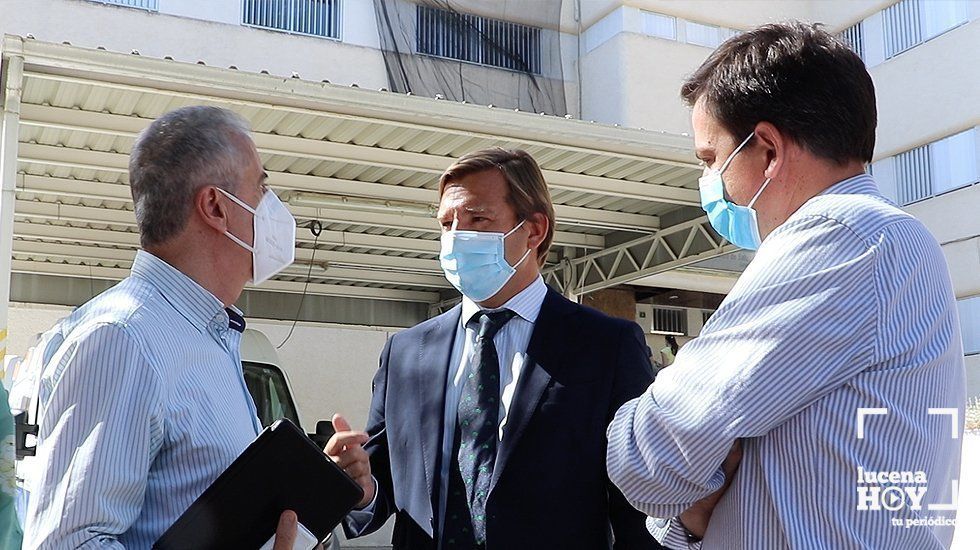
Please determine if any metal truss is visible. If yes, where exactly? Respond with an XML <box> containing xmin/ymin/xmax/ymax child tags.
<box><xmin>427</xmin><ymin>217</ymin><xmax>734</xmax><ymax>316</ymax></box>
<box><xmin>543</xmin><ymin>217</ymin><xmax>735</xmax><ymax>297</ymax></box>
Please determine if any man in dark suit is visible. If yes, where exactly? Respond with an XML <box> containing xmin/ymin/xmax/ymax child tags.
<box><xmin>340</xmin><ymin>148</ymin><xmax>660</xmax><ymax>549</ymax></box>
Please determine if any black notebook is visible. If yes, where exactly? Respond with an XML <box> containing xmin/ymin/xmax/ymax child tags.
<box><xmin>154</xmin><ymin>418</ymin><xmax>364</xmax><ymax>550</ymax></box>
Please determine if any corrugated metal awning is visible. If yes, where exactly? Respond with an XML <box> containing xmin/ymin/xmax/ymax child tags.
<box><xmin>1</xmin><ymin>34</ymin><xmax>726</xmax><ymax>308</ymax></box>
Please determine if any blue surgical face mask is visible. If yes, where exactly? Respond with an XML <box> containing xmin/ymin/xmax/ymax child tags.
<box><xmin>439</xmin><ymin>219</ymin><xmax>532</xmax><ymax>302</ymax></box>
<box><xmin>698</xmin><ymin>132</ymin><xmax>773</xmax><ymax>251</ymax></box>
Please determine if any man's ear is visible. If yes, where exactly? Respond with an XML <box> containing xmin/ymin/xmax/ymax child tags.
<box><xmin>753</xmin><ymin>121</ymin><xmax>785</xmax><ymax>180</ymax></box>
<box><xmin>196</xmin><ymin>185</ymin><xmax>230</xmax><ymax>234</ymax></box>
<box><xmin>525</xmin><ymin>212</ymin><xmax>549</xmax><ymax>250</ymax></box>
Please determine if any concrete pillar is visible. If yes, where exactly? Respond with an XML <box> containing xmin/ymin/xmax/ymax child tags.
<box><xmin>0</xmin><ymin>51</ymin><xmax>24</xmax><ymax>364</ymax></box>
<box><xmin>581</xmin><ymin>287</ymin><xmax>637</xmax><ymax>322</ymax></box>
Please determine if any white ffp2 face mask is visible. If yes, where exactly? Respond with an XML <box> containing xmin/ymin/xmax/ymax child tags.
<box><xmin>217</xmin><ymin>187</ymin><xmax>296</xmax><ymax>285</ymax></box>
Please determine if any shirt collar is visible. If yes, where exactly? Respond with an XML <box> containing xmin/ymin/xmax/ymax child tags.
<box><xmin>819</xmin><ymin>172</ymin><xmax>880</xmax><ymax>198</ymax></box>
<box><xmin>130</xmin><ymin>250</ymin><xmax>229</xmax><ymax>334</ymax></box>
<box><xmin>461</xmin><ymin>275</ymin><xmax>548</xmax><ymax>328</ymax></box>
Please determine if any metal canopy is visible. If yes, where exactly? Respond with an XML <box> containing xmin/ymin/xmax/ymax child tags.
<box><xmin>1</xmin><ymin>34</ymin><xmax>726</xmax><ymax>314</ymax></box>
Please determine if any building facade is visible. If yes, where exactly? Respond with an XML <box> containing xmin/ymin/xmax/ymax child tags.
<box><xmin>0</xmin><ymin>1</ymin><xmax>977</xmax><ymax>546</ymax></box>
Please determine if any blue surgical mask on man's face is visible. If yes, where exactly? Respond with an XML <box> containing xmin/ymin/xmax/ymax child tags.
<box><xmin>439</xmin><ymin>218</ymin><xmax>532</xmax><ymax>303</ymax></box>
<box><xmin>698</xmin><ymin>132</ymin><xmax>773</xmax><ymax>250</ymax></box>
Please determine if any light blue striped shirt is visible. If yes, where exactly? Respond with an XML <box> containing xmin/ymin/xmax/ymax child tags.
<box><xmin>25</xmin><ymin>250</ymin><xmax>261</xmax><ymax>549</ymax></box>
<box><xmin>607</xmin><ymin>175</ymin><xmax>966</xmax><ymax>549</ymax></box>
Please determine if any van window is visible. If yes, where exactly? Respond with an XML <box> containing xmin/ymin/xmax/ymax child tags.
<box><xmin>242</xmin><ymin>362</ymin><xmax>300</xmax><ymax>428</ymax></box>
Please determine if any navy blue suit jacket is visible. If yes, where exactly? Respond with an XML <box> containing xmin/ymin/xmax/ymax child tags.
<box><xmin>346</xmin><ymin>287</ymin><xmax>661</xmax><ymax>549</ymax></box>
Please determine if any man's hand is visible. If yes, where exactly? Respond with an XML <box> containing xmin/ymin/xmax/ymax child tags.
<box><xmin>325</xmin><ymin>414</ymin><xmax>375</xmax><ymax>508</ymax></box>
<box><xmin>273</xmin><ymin>510</ymin><xmax>324</xmax><ymax>550</ymax></box>
<box><xmin>678</xmin><ymin>439</ymin><xmax>743</xmax><ymax>539</ymax></box>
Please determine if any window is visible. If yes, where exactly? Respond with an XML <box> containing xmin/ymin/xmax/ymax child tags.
<box><xmin>650</xmin><ymin>307</ymin><xmax>686</xmax><ymax>336</ymax></box>
<box><xmin>896</xmin><ymin>145</ymin><xmax>932</xmax><ymax>205</ymax></box>
<box><xmin>930</xmin><ymin>128</ymin><xmax>979</xmax><ymax>195</ymax></box>
<box><xmin>243</xmin><ymin>363</ymin><xmax>301</xmax><ymax>428</ymax></box>
<box><xmin>86</xmin><ymin>0</ymin><xmax>158</xmax><ymax>10</ymax></box>
<box><xmin>642</xmin><ymin>12</ymin><xmax>677</xmax><ymax>40</ymax></box>
<box><xmin>702</xmin><ymin>309</ymin><xmax>714</xmax><ymax>326</ymax></box>
<box><xmin>958</xmin><ymin>296</ymin><xmax>980</xmax><ymax>355</ymax></box>
<box><xmin>416</xmin><ymin>5</ymin><xmax>542</xmax><ymax>74</ymax></box>
<box><xmin>242</xmin><ymin>0</ymin><xmax>342</xmax><ymax>40</ymax></box>
<box><xmin>883</xmin><ymin>0</ymin><xmax>970</xmax><ymax>58</ymax></box>
<box><xmin>685</xmin><ymin>21</ymin><xmax>736</xmax><ymax>48</ymax></box>
<box><xmin>838</xmin><ymin>21</ymin><xmax>865</xmax><ymax>60</ymax></box>
<box><xmin>882</xmin><ymin>128</ymin><xmax>979</xmax><ymax>205</ymax></box>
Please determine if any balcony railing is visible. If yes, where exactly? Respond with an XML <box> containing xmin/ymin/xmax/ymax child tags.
<box><xmin>416</xmin><ymin>5</ymin><xmax>542</xmax><ymax>74</ymax></box>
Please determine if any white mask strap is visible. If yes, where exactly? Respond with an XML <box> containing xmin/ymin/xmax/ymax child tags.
<box><xmin>504</xmin><ymin>219</ymin><xmax>526</xmax><ymax>238</ymax></box>
<box><xmin>719</xmin><ymin>132</ymin><xmax>756</xmax><ymax>174</ymax></box>
<box><xmin>216</xmin><ymin>187</ymin><xmax>257</xmax><ymax>252</ymax></box>
<box><xmin>216</xmin><ymin>186</ymin><xmax>258</xmax><ymax>215</ymax></box>
<box><xmin>224</xmin><ymin>230</ymin><xmax>255</xmax><ymax>253</ymax></box>
<box><xmin>747</xmin><ymin>177</ymin><xmax>773</xmax><ymax>209</ymax></box>
<box><xmin>505</xmin><ymin>220</ymin><xmax>532</xmax><ymax>268</ymax></box>
<box><xmin>512</xmin><ymin>247</ymin><xmax>533</xmax><ymax>269</ymax></box>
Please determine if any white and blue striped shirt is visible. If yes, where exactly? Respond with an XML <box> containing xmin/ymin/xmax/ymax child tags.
<box><xmin>607</xmin><ymin>175</ymin><xmax>966</xmax><ymax>549</ymax></box>
<box><xmin>25</xmin><ymin>250</ymin><xmax>261</xmax><ymax>549</ymax></box>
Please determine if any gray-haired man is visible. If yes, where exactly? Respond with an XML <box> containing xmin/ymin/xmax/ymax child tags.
<box><xmin>24</xmin><ymin>106</ymin><xmax>364</xmax><ymax>548</ymax></box>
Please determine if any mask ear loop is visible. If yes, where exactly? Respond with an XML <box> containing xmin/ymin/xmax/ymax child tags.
<box><xmin>719</xmin><ymin>132</ymin><xmax>756</xmax><ymax>174</ymax></box>
<box><xmin>511</xmin><ymin>248</ymin><xmax>533</xmax><ymax>269</ymax></box>
<box><xmin>747</xmin><ymin>177</ymin><xmax>773</xmax><ymax>209</ymax></box>
<box><xmin>215</xmin><ymin>186</ymin><xmax>258</xmax><ymax>215</ymax></box>
<box><xmin>503</xmin><ymin>219</ymin><xmax>526</xmax><ymax>238</ymax></box>
<box><xmin>504</xmin><ymin>220</ymin><xmax>533</xmax><ymax>269</ymax></box>
<box><xmin>216</xmin><ymin>186</ymin><xmax>257</xmax><ymax>252</ymax></box>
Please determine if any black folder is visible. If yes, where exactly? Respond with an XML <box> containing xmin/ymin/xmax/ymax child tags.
<box><xmin>154</xmin><ymin>418</ymin><xmax>364</xmax><ymax>549</ymax></box>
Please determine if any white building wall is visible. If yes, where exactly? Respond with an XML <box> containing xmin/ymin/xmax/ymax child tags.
<box><xmin>905</xmin><ymin>184</ymin><xmax>980</xmax><ymax>299</ymax></box>
<box><xmin>1</xmin><ymin>0</ymin><xmax>390</xmax><ymax>88</ymax></box>
<box><xmin>248</xmin><ymin>319</ymin><xmax>395</xmax><ymax>548</ymax></box>
<box><xmin>871</xmin><ymin>19</ymin><xmax>980</xmax><ymax>158</ymax></box>
<box><xmin>3</xmin><ymin>302</ymin><xmax>73</xmax><ymax>361</ymax></box>
<box><xmin>161</xmin><ymin>0</ymin><xmax>241</xmax><ymax>26</ymax></box>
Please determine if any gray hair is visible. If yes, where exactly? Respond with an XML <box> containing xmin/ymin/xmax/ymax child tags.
<box><xmin>129</xmin><ymin>106</ymin><xmax>253</xmax><ymax>247</ymax></box>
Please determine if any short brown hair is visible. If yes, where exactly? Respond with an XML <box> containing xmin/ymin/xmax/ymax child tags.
<box><xmin>681</xmin><ymin>21</ymin><xmax>876</xmax><ymax>164</ymax></box>
<box><xmin>439</xmin><ymin>148</ymin><xmax>555</xmax><ymax>267</ymax></box>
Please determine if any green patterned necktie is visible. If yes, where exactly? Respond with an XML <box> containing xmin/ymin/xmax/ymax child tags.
<box><xmin>442</xmin><ymin>309</ymin><xmax>515</xmax><ymax>548</ymax></box>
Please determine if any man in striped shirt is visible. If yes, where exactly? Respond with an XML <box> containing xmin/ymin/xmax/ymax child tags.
<box><xmin>607</xmin><ymin>22</ymin><xmax>966</xmax><ymax>549</ymax></box>
<box><xmin>23</xmin><ymin>106</ymin><xmax>362</xmax><ymax>548</ymax></box>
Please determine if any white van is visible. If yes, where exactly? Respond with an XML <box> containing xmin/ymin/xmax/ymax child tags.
<box><xmin>8</xmin><ymin>327</ymin><xmax>340</xmax><ymax>549</ymax></box>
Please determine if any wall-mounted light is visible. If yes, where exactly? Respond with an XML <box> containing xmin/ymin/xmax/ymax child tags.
<box><xmin>288</xmin><ymin>192</ymin><xmax>437</xmax><ymax>217</ymax></box>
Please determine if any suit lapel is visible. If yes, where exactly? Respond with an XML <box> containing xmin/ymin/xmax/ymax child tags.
<box><xmin>490</xmin><ymin>289</ymin><xmax>576</xmax><ymax>491</ymax></box>
<box><xmin>416</xmin><ymin>305</ymin><xmax>460</xmax><ymax>513</ymax></box>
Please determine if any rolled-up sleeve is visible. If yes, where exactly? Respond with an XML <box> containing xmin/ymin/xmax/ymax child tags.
<box><xmin>26</xmin><ymin>323</ymin><xmax>163</xmax><ymax>549</ymax></box>
<box><xmin>606</xmin><ymin>215</ymin><xmax>878</xmax><ymax>518</ymax></box>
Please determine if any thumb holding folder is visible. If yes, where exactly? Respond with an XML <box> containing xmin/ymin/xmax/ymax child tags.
<box><xmin>326</xmin><ymin>414</ymin><xmax>375</xmax><ymax>508</ymax></box>
<box><xmin>273</xmin><ymin>510</ymin><xmax>323</xmax><ymax>550</ymax></box>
